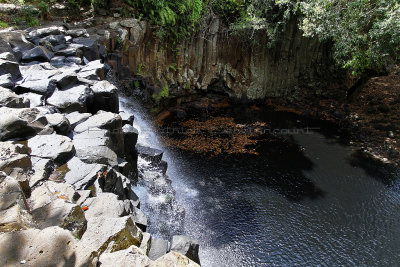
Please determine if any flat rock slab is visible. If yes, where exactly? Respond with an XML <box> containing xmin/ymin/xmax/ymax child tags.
<box><xmin>28</xmin><ymin>134</ymin><xmax>75</xmax><ymax>165</ymax></box>
<box><xmin>98</xmin><ymin>245</ymin><xmax>152</xmax><ymax>267</ymax></box>
<box><xmin>47</xmin><ymin>85</ymin><xmax>93</xmax><ymax>113</ymax></box>
<box><xmin>80</xmin><ymin>216</ymin><xmax>142</xmax><ymax>255</ymax></box>
<box><xmin>65</xmin><ymin>112</ymin><xmax>91</xmax><ymax>129</ymax></box>
<box><xmin>74</xmin><ymin>112</ymin><xmax>122</xmax><ymax>133</ymax></box>
<box><xmin>0</xmin><ymin>226</ymin><xmax>98</xmax><ymax>267</ymax></box>
<box><xmin>28</xmin><ymin>26</ymin><xmax>66</xmax><ymax>39</ymax></box>
<box><xmin>15</xmin><ymin>79</ymin><xmax>57</xmax><ymax>96</ymax></box>
<box><xmin>81</xmin><ymin>193</ymin><xmax>128</xmax><ymax>219</ymax></box>
<box><xmin>62</xmin><ymin>156</ymin><xmax>106</xmax><ymax>190</ymax></box>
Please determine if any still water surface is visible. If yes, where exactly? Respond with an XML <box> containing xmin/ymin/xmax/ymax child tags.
<box><xmin>120</xmin><ymin>95</ymin><xmax>400</xmax><ymax>266</ymax></box>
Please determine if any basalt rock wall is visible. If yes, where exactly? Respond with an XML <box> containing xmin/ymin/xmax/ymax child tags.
<box><xmin>105</xmin><ymin>17</ymin><xmax>346</xmax><ymax>101</ymax></box>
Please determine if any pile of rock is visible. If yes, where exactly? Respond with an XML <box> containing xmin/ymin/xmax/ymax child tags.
<box><xmin>0</xmin><ymin>25</ymin><xmax>199</xmax><ymax>266</ymax></box>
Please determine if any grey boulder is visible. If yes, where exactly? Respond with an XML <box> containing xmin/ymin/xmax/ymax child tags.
<box><xmin>170</xmin><ymin>235</ymin><xmax>200</xmax><ymax>264</ymax></box>
<box><xmin>46</xmin><ymin>84</ymin><xmax>93</xmax><ymax>113</ymax></box>
<box><xmin>0</xmin><ymin>59</ymin><xmax>21</xmax><ymax>80</ymax></box>
<box><xmin>90</xmin><ymin>80</ymin><xmax>119</xmax><ymax>113</ymax></box>
<box><xmin>22</xmin><ymin>46</ymin><xmax>54</xmax><ymax>62</ymax></box>
<box><xmin>45</xmin><ymin>113</ymin><xmax>71</xmax><ymax>135</ymax></box>
<box><xmin>28</xmin><ymin>134</ymin><xmax>75</xmax><ymax>165</ymax></box>
<box><xmin>0</xmin><ymin>87</ymin><xmax>29</xmax><ymax>108</ymax></box>
<box><xmin>0</xmin><ymin>107</ymin><xmax>50</xmax><ymax>141</ymax></box>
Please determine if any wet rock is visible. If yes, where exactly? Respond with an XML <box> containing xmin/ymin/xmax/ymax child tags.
<box><xmin>66</xmin><ymin>29</ymin><xmax>89</xmax><ymax>38</ymax></box>
<box><xmin>0</xmin><ymin>59</ymin><xmax>21</xmax><ymax>80</ymax></box>
<box><xmin>80</xmin><ymin>216</ymin><xmax>142</xmax><ymax>255</ymax></box>
<box><xmin>78</xmin><ymin>59</ymin><xmax>106</xmax><ymax>80</ymax></box>
<box><xmin>0</xmin><ymin>107</ymin><xmax>50</xmax><ymax>141</ymax></box>
<box><xmin>170</xmin><ymin>236</ymin><xmax>200</xmax><ymax>264</ymax></box>
<box><xmin>140</xmin><ymin>232</ymin><xmax>152</xmax><ymax>255</ymax></box>
<box><xmin>136</xmin><ymin>145</ymin><xmax>163</xmax><ymax>164</ymax></box>
<box><xmin>152</xmin><ymin>252</ymin><xmax>200</xmax><ymax>267</ymax></box>
<box><xmin>28</xmin><ymin>26</ymin><xmax>66</xmax><ymax>39</ymax></box>
<box><xmin>55</xmin><ymin>45</ymin><xmax>83</xmax><ymax>57</ymax></box>
<box><xmin>52</xmin><ymin>71</ymin><xmax>79</xmax><ymax>89</ymax></box>
<box><xmin>98</xmin><ymin>245</ymin><xmax>152</xmax><ymax>266</ymax></box>
<box><xmin>45</xmin><ymin>113</ymin><xmax>71</xmax><ymax>135</ymax></box>
<box><xmin>123</xmin><ymin>125</ymin><xmax>138</xmax><ymax>156</ymax></box>
<box><xmin>62</xmin><ymin>156</ymin><xmax>106</xmax><ymax>190</ymax></box>
<box><xmin>97</xmin><ymin>169</ymin><xmax>129</xmax><ymax>199</ymax></box>
<box><xmin>0</xmin><ymin>227</ymin><xmax>98</xmax><ymax>267</ymax></box>
<box><xmin>0</xmin><ymin>74</ymin><xmax>15</xmax><ymax>88</ymax></box>
<box><xmin>22</xmin><ymin>92</ymin><xmax>44</xmax><ymax>107</ymax></box>
<box><xmin>29</xmin><ymin>158</ymin><xmax>53</xmax><ymax>188</ymax></box>
<box><xmin>148</xmin><ymin>238</ymin><xmax>169</xmax><ymax>261</ymax></box>
<box><xmin>119</xmin><ymin>111</ymin><xmax>134</xmax><ymax>126</ymax></box>
<box><xmin>133</xmin><ymin>207</ymin><xmax>148</xmax><ymax>232</ymax></box>
<box><xmin>81</xmin><ymin>193</ymin><xmax>128</xmax><ymax>219</ymax></box>
<box><xmin>65</xmin><ymin>111</ymin><xmax>91</xmax><ymax>129</ymax></box>
<box><xmin>0</xmin><ymin>87</ymin><xmax>29</xmax><ymax>108</ymax></box>
<box><xmin>90</xmin><ymin>80</ymin><xmax>119</xmax><ymax>113</ymax></box>
<box><xmin>22</xmin><ymin>46</ymin><xmax>54</xmax><ymax>62</ymax></box>
<box><xmin>15</xmin><ymin>79</ymin><xmax>57</xmax><ymax>96</ymax></box>
<box><xmin>39</xmin><ymin>34</ymin><xmax>66</xmax><ymax>46</ymax></box>
<box><xmin>28</xmin><ymin>134</ymin><xmax>75</xmax><ymax>165</ymax></box>
<box><xmin>46</xmin><ymin>84</ymin><xmax>93</xmax><ymax>113</ymax></box>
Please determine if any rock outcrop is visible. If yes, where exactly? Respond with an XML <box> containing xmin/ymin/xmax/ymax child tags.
<box><xmin>0</xmin><ymin>24</ymin><xmax>199</xmax><ymax>267</ymax></box>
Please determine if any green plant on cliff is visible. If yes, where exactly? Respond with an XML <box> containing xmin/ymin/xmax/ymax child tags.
<box><xmin>125</xmin><ymin>0</ymin><xmax>203</xmax><ymax>42</ymax></box>
<box><xmin>152</xmin><ymin>81</ymin><xmax>170</xmax><ymax>103</ymax></box>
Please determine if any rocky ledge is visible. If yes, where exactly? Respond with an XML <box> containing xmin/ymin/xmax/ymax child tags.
<box><xmin>0</xmin><ymin>25</ymin><xmax>200</xmax><ymax>266</ymax></box>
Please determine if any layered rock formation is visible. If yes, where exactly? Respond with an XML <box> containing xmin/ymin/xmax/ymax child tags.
<box><xmin>0</xmin><ymin>25</ymin><xmax>200</xmax><ymax>266</ymax></box>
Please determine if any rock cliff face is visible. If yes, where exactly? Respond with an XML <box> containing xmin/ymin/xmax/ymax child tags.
<box><xmin>105</xmin><ymin>17</ymin><xmax>346</xmax><ymax>101</ymax></box>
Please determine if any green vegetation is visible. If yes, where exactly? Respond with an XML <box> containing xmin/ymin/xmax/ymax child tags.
<box><xmin>0</xmin><ymin>21</ymin><xmax>9</xmax><ymax>28</ymax></box>
<box><xmin>152</xmin><ymin>81</ymin><xmax>170</xmax><ymax>103</ymax></box>
<box><xmin>299</xmin><ymin>0</ymin><xmax>400</xmax><ymax>76</ymax></box>
<box><xmin>122</xmin><ymin>0</ymin><xmax>399</xmax><ymax>77</ymax></box>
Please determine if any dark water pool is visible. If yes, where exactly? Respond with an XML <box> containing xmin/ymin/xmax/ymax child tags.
<box><xmin>121</xmin><ymin>96</ymin><xmax>400</xmax><ymax>266</ymax></box>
